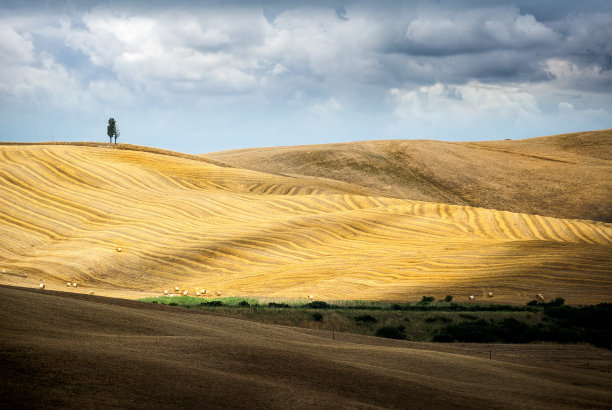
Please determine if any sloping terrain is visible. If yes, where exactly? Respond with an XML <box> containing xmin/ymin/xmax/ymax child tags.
<box><xmin>206</xmin><ymin>130</ymin><xmax>612</xmax><ymax>222</ymax></box>
<box><xmin>0</xmin><ymin>142</ymin><xmax>611</xmax><ymax>303</ymax></box>
<box><xmin>2</xmin><ymin>285</ymin><xmax>611</xmax><ymax>409</ymax></box>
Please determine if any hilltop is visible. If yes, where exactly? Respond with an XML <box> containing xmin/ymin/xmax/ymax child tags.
<box><xmin>0</xmin><ymin>136</ymin><xmax>611</xmax><ymax>303</ymax></box>
<box><xmin>206</xmin><ymin>130</ymin><xmax>612</xmax><ymax>222</ymax></box>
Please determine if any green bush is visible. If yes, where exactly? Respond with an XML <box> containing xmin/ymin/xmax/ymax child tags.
<box><xmin>424</xmin><ymin>315</ymin><xmax>452</xmax><ymax>323</ymax></box>
<box><xmin>375</xmin><ymin>326</ymin><xmax>406</xmax><ymax>340</ymax></box>
<box><xmin>444</xmin><ymin>295</ymin><xmax>453</xmax><ymax>303</ymax></box>
<box><xmin>354</xmin><ymin>314</ymin><xmax>377</xmax><ymax>323</ymax></box>
<box><xmin>420</xmin><ymin>296</ymin><xmax>435</xmax><ymax>303</ymax></box>
<box><xmin>268</xmin><ymin>302</ymin><xmax>290</xmax><ymax>308</ymax></box>
<box><xmin>238</xmin><ymin>301</ymin><xmax>250</xmax><ymax>307</ymax></box>
<box><xmin>307</xmin><ymin>301</ymin><xmax>330</xmax><ymax>309</ymax></box>
<box><xmin>200</xmin><ymin>301</ymin><xmax>222</xmax><ymax>307</ymax></box>
<box><xmin>312</xmin><ymin>313</ymin><xmax>323</xmax><ymax>322</ymax></box>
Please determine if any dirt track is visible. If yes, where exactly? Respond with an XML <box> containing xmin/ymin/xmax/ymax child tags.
<box><xmin>1</xmin><ymin>286</ymin><xmax>611</xmax><ymax>409</ymax></box>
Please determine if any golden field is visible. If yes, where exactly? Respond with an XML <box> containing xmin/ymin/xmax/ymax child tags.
<box><xmin>1</xmin><ymin>131</ymin><xmax>611</xmax><ymax>303</ymax></box>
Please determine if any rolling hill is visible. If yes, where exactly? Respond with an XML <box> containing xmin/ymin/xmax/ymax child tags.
<box><xmin>206</xmin><ymin>130</ymin><xmax>612</xmax><ymax>222</ymax></box>
<box><xmin>0</xmin><ymin>138</ymin><xmax>611</xmax><ymax>303</ymax></box>
<box><xmin>2</xmin><ymin>285</ymin><xmax>611</xmax><ymax>408</ymax></box>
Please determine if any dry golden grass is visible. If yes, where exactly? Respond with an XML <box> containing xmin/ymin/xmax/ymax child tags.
<box><xmin>206</xmin><ymin>129</ymin><xmax>612</xmax><ymax>222</ymax></box>
<box><xmin>0</xmin><ymin>140</ymin><xmax>611</xmax><ymax>303</ymax></box>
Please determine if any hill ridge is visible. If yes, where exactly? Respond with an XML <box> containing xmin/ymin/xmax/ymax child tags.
<box><xmin>205</xmin><ymin>129</ymin><xmax>612</xmax><ymax>222</ymax></box>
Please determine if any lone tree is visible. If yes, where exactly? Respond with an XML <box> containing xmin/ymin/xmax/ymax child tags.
<box><xmin>107</xmin><ymin>118</ymin><xmax>117</xmax><ymax>143</ymax></box>
<box><xmin>114</xmin><ymin>128</ymin><xmax>120</xmax><ymax>144</ymax></box>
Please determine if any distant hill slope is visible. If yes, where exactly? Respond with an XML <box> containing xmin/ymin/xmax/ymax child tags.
<box><xmin>1</xmin><ymin>143</ymin><xmax>611</xmax><ymax>303</ymax></box>
<box><xmin>205</xmin><ymin>130</ymin><xmax>612</xmax><ymax>222</ymax></box>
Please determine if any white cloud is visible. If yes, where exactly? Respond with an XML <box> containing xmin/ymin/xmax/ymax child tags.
<box><xmin>0</xmin><ymin>24</ymin><xmax>35</xmax><ymax>65</ymax></box>
<box><xmin>391</xmin><ymin>81</ymin><xmax>539</xmax><ymax>120</ymax></box>
<box><xmin>310</xmin><ymin>96</ymin><xmax>342</xmax><ymax>117</ymax></box>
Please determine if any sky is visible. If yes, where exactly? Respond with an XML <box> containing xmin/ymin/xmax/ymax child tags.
<box><xmin>1</xmin><ymin>0</ymin><xmax>611</xmax><ymax>153</ymax></box>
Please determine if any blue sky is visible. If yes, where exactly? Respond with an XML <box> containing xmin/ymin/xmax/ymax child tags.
<box><xmin>1</xmin><ymin>0</ymin><xmax>610</xmax><ymax>153</ymax></box>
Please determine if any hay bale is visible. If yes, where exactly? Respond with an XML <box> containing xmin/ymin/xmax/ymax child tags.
<box><xmin>39</xmin><ymin>283</ymin><xmax>45</xmax><ymax>290</ymax></box>
<box><xmin>536</xmin><ymin>293</ymin><xmax>545</xmax><ymax>301</ymax></box>
<box><xmin>116</xmin><ymin>247</ymin><xmax>122</xmax><ymax>252</ymax></box>
<box><xmin>67</xmin><ymin>282</ymin><xmax>72</xmax><ymax>287</ymax></box>
<box><xmin>169</xmin><ymin>293</ymin><xmax>174</xmax><ymax>297</ymax></box>
<box><xmin>182</xmin><ymin>290</ymin><xmax>188</xmax><ymax>296</ymax></box>
<box><xmin>487</xmin><ymin>292</ymin><xmax>494</xmax><ymax>298</ymax></box>
<box><xmin>469</xmin><ymin>295</ymin><xmax>475</xmax><ymax>300</ymax></box>
<box><xmin>88</xmin><ymin>290</ymin><xmax>95</xmax><ymax>295</ymax></box>
<box><xmin>175</xmin><ymin>286</ymin><xmax>179</xmax><ymax>292</ymax></box>
<box><xmin>308</xmin><ymin>295</ymin><xmax>314</xmax><ymax>300</ymax></box>
<box><xmin>201</xmin><ymin>289</ymin><xmax>206</xmax><ymax>295</ymax></box>
<box><xmin>216</xmin><ymin>290</ymin><xmax>221</xmax><ymax>296</ymax></box>
<box><xmin>196</xmin><ymin>291</ymin><xmax>201</xmax><ymax>296</ymax></box>
<box><xmin>163</xmin><ymin>290</ymin><xmax>169</xmax><ymax>295</ymax></box>
<box><xmin>72</xmin><ymin>282</ymin><xmax>77</xmax><ymax>287</ymax></box>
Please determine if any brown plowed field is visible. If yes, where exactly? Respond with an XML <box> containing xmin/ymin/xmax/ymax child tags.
<box><xmin>2</xmin><ymin>285</ymin><xmax>611</xmax><ymax>409</ymax></box>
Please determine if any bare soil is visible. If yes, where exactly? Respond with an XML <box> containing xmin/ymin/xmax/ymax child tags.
<box><xmin>2</xmin><ymin>285</ymin><xmax>611</xmax><ymax>409</ymax></box>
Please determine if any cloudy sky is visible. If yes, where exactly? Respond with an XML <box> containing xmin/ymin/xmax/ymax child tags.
<box><xmin>1</xmin><ymin>0</ymin><xmax>610</xmax><ymax>153</ymax></box>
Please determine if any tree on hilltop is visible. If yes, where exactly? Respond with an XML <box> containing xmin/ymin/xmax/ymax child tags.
<box><xmin>107</xmin><ymin>118</ymin><xmax>116</xmax><ymax>143</ymax></box>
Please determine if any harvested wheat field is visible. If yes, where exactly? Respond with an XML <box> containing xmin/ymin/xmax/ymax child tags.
<box><xmin>207</xmin><ymin>129</ymin><xmax>612</xmax><ymax>222</ymax></box>
<box><xmin>1</xmin><ymin>285</ymin><xmax>611</xmax><ymax>409</ymax></box>
<box><xmin>0</xmin><ymin>134</ymin><xmax>611</xmax><ymax>303</ymax></box>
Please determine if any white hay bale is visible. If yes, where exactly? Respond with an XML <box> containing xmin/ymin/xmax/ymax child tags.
<box><xmin>469</xmin><ymin>295</ymin><xmax>475</xmax><ymax>300</ymax></box>
<box><xmin>183</xmin><ymin>290</ymin><xmax>188</xmax><ymax>296</ymax></box>
<box><xmin>116</xmin><ymin>247</ymin><xmax>122</xmax><ymax>252</ymax></box>
<box><xmin>536</xmin><ymin>293</ymin><xmax>545</xmax><ymax>301</ymax></box>
<box><xmin>72</xmin><ymin>282</ymin><xmax>77</xmax><ymax>287</ymax></box>
<box><xmin>39</xmin><ymin>283</ymin><xmax>45</xmax><ymax>290</ymax></box>
<box><xmin>163</xmin><ymin>290</ymin><xmax>168</xmax><ymax>295</ymax></box>
<box><xmin>308</xmin><ymin>295</ymin><xmax>314</xmax><ymax>300</ymax></box>
<box><xmin>196</xmin><ymin>291</ymin><xmax>201</xmax><ymax>296</ymax></box>
<box><xmin>216</xmin><ymin>290</ymin><xmax>221</xmax><ymax>296</ymax></box>
<box><xmin>487</xmin><ymin>292</ymin><xmax>494</xmax><ymax>298</ymax></box>
<box><xmin>67</xmin><ymin>282</ymin><xmax>71</xmax><ymax>287</ymax></box>
<box><xmin>169</xmin><ymin>293</ymin><xmax>174</xmax><ymax>297</ymax></box>
<box><xmin>88</xmin><ymin>290</ymin><xmax>94</xmax><ymax>295</ymax></box>
<box><xmin>201</xmin><ymin>289</ymin><xmax>206</xmax><ymax>295</ymax></box>
<box><xmin>175</xmin><ymin>286</ymin><xmax>179</xmax><ymax>292</ymax></box>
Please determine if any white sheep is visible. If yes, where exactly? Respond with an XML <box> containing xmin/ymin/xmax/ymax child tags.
<box><xmin>183</xmin><ymin>290</ymin><xmax>188</xmax><ymax>296</ymax></box>
<box><xmin>39</xmin><ymin>283</ymin><xmax>45</xmax><ymax>290</ymax></box>
<box><xmin>163</xmin><ymin>290</ymin><xmax>169</xmax><ymax>295</ymax></box>
<box><xmin>487</xmin><ymin>292</ymin><xmax>494</xmax><ymax>298</ymax></box>
<box><xmin>536</xmin><ymin>293</ymin><xmax>545</xmax><ymax>301</ymax></box>
<box><xmin>469</xmin><ymin>295</ymin><xmax>475</xmax><ymax>300</ymax></box>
